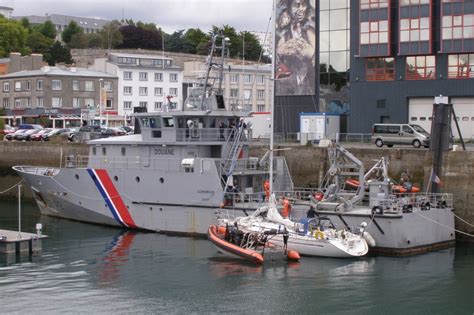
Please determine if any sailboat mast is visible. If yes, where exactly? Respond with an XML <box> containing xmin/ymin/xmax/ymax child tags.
<box><xmin>269</xmin><ymin>0</ymin><xmax>276</xmax><ymax>195</ymax></box>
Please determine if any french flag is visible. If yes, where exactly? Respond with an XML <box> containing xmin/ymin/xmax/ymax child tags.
<box><xmin>431</xmin><ymin>172</ymin><xmax>443</xmax><ymax>186</ymax></box>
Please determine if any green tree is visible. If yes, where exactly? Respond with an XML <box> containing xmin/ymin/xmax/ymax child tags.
<box><xmin>68</xmin><ymin>32</ymin><xmax>88</xmax><ymax>48</ymax></box>
<box><xmin>184</xmin><ymin>28</ymin><xmax>209</xmax><ymax>54</ymax></box>
<box><xmin>46</xmin><ymin>41</ymin><xmax>73</xmax><ymax>65</ymax></box>
<box><xmin>20</xmin><ymin>17</ymin><xmax>31</xmax><ymax>30</ymax></box>
<box><xmin>238</xmin><ymin>31</ymin><xmax>263</xmax><ymax>61</ymax></box>
<box><xmin>86</xmin><ymin>33</ymin><xmax>102</xmax><ymax>48</ymax></box>
<box><xmin>62</xmin><ymin>21</ymin><xmax>83</xmax><ymax>45</ymax></box>
<box><xmin>0</xmin><ymin>16</ymin><xmax>30</xmax><ymax>57</ymax></box>
<box><xmin>164</xmin><ymin>30</ymin><xmax>186</xmax><ymax>52</ymax></box>
<box><xmin>99</xmin><ymin>20</ymin><xmax>123</xmax><ymax>49</ymax></box>
<box><xmin>38</xmin><ymin>20</ymin><xmax>57</xmax><ymax>40</ymax></box>
<box><xmin>28</xmin><ymin>30</ymin><xmax>53</xmax><ymax>57</ymax></box>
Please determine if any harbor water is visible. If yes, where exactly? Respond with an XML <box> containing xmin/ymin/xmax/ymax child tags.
<box><xmin>0</xmin><ymin>200</ymin><xmax>473</xmax><ymax>314</ymax></box>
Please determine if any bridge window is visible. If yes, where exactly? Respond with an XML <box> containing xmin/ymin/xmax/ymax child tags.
<box><xmin>163</xmin><ymin>117</ymin><xmax>174</xmax><ymax>127</ymax></box>
<box><xmin>102</xmin><ymin>147</ymin><xmax>106</xmax><ymax>156</ymax></box>
<box><xmin>121</xmin><ymin>147</ymin><xmax>126</xmax><ymax>156</ymax></box>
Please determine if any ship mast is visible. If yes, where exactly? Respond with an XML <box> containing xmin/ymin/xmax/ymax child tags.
<box><xmin>269</xmin><ymin>0</ymin><xmax>276</xmax><ymax>195</ymax></box>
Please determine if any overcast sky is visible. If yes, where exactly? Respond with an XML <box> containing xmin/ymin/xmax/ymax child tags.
<box><xmin>8</xmin><ymin>0</ymin><xmax>274</xmax><ymax>33</ymax></box>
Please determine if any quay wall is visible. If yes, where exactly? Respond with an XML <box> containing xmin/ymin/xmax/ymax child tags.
<box><xmin>0</xmin><ymin>142</ymin><xmax>472</xmax><ymax>239</ymax></box>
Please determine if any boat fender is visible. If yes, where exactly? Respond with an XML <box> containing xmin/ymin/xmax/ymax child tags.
<box><xmin>287</xmin><ymin>250</ymin><xmax>300</xmax><ymax>261</ymax></box>
<box><xmin>362</xmin><ymin>232</ymin><xmax>376</xmax><ymax>247</ymax></box>
<box><xmin>314</xmin><ymin>230</ymin><xmax>325</xmax><ymax>240</ymax></box>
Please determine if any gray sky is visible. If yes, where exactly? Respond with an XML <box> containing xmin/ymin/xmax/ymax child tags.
<box><xmin>8</xmin><ymin>0</ymin><xmax>274</xmax><ymax>33</ymax></box>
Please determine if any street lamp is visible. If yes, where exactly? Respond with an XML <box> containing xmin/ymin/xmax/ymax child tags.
<box><xmin>98</xmin><ymin>78</ymin><xmax>103</xmax><ymax>126</ymax></box>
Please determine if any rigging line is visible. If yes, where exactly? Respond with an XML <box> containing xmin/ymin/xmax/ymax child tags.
<box><xmin>0</xmin><ymin>179</ymin><xmax>24</xmax><ymax>194</ymax></box>
<box><xmin>414</xmin><ymin>211</ymin><xmax>474</xmax><ymax>238</ymax></box>
<box><xmin>453</xmin><ymin>213</ymin><xmax>474</xmax><ymax>227</ymax></box>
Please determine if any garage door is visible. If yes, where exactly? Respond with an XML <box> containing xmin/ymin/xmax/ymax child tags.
<box><xmin>408</xmin><ymin>97</ymin><xmax>474</xmax><ymax>139</ymax></box>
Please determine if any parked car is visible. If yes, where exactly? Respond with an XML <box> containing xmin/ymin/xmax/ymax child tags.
<box><xmin>118</xmin><ymin>125</ymin><xmax>134</xmax><ymax>135</ymax></box>
<box><xmin>42</xmin><ymin>128</ymin><xmax>69</xmax><ymax>141</ymax></box>
<box><xmin>30</xmin><ymin>129</ymin><xmax>52</xmax><ymax>141</ymax></box>
<box><xmin>16</xmin><ymin>128</ymin><xmax>43</xmax><ymax>141</ymax></box>
<box><xmin>6</xmin><ymin>129</ymin><xmax>27</xmax><ymax>141</ymax></box>
<box><xmin>1</xmin><ymin>124</ymin><xmax>15</xmax><ymax>135</ymax></box>
<box><xmin>100</xmin><ymin>127</ymin><xmax>121</xmax><ymax>138</ymax></box>
<box><xmin>371</xmin><ymin>123</ymin><xmax>430</xmax><ymax>148</ymax></box>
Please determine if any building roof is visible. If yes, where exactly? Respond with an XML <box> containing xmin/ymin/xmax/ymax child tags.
<box><xmin>0</xmin><ymin>67</ymin><xmax>116</xmax><ymax>79</ymax></box>
<box><xmin>110</xmin><ymin>52</ymin><xmax>173</xmax><ymax>61</ymax></box>
<box><xmin>0</xmin><ymin>6</ymin><xmax>13</xmax><ymax>10</ymax></box>
<box><xmin>13</xmin><ymin>14</ymin><xmax>111</xmax><ymax>29</ymax></box>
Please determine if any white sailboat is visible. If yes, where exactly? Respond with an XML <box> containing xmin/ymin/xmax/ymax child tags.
<box><xmin>220</xmin><ymin>0</ymin><xmax>370</xmax><ymax>258</ymax></box>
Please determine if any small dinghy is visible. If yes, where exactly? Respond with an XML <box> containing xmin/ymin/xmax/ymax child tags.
<box><xmin>208</xmin><ymin>224</ymin><xmax>300</xmax><ymax>265</ymax></box>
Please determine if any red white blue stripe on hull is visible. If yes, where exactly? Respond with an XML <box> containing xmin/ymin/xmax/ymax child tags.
<box><xmin>87</xmin><ymin>169</ymin><xmax>137</xmax><ymax>228</ymax></box>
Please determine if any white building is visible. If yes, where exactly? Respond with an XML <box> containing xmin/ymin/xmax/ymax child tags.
<box><xmin>91</xmin><ymin>53</ymin><xmax>183</xmax><ymax>116</ymax></box>
<box><xmin>183</xmin><ymin>61</ymin><xmax>272</xmax><ymax>113</ymax></box>
<box><xmin>0</xmin><ymin>5</ymin><xmax>13</xmax><ymax>19</ymax></box>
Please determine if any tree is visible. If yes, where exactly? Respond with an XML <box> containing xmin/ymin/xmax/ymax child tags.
<box><xmin>28</xmin><ymin>30</ymin><xmax>53</xmax><ymax>58</ymax></box>
<box><xmin>38</xmin><ymin>20</ymin><xmax>57</xmax><ymax>40</ymax></box>
<box><xmin>68</xmin><ymin>32</ymin><xmax>88</xmax><ymax>49</ymax></box>
<box><xmin>119</xmin><ymin>24</ymin><xmax>162</xmax><ymax>50</ymax></box>
<box><xmin>46</xmin><ymin>41</ymin><xmax>73</xmax><ymax>65</ymax></box>
<box><xmin>164</xmin><ymin>30</ymin><xmax>187</xmax><ymax>53</ymax></box>
<box><xmin>62</xmin><ymin>21</ymin><xmax>83</xmax><ymax>45</ymax></box>
<box><xmin>20</xmin><ymin>17</ymin><xmax>30</xmax><ymax>30</ymax></box>
<box><xmin>98</xmin><ymin>20</ymin><xmax>123</xmax><ymax>49</ymax></box>
<box><xmin>0</xmin><ymin>16</ymin><xmax>30</xmax><ymax>57</ymax></box>
<box><xmin>238</xmin><ymin>31</ymin><xmax>263</xmax><ymax>61</ymax></box>
<box><xmin>183</xmin><ymin>28</ymin><xmax>209</xmax><ymax>54</ymax></box>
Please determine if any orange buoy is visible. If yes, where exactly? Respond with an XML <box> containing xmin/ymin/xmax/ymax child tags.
<box><xmin>287</xmin><ymin>250</ymin><xmax>300</xmax><ymax>261</ymax></box>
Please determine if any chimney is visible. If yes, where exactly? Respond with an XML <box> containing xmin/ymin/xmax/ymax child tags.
<box><xmin>9</xmin><ymin>52</ymin><xmax>21</xmax><ymax>73</ymax></box>
<box><xmin>31</xmin><ymin>54</ymin><xmax>44</xmax><ymax>70</ymax></box>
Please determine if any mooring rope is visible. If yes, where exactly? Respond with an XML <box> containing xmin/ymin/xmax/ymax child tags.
<box><xmin>415</xmin><ymin>211</ymin><xmax>474</xmax><ymax>238</ymax></box>
<box><xmin>453</xmin><ymin>213</ymin><xmax>474</xmax><ymax>228</ymax></box>
<box><xmin>0</xmin><ymin>180</ymin><xmax>24</xmax><ymax>194</ymax></box>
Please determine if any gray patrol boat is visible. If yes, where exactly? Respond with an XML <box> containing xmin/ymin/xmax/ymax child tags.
<box><xmin>13</xmin><ymin>35</ymin><xmax>293</xmax><ymax>235</ymax></box>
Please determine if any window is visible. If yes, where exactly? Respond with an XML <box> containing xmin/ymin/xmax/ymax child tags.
<box><xmin>85</xmin><ymin>98</ymin><xmax>94</xmax><ymax>107</ymax></box>
<box><xmin>73</xmin><ymin>80</ymin><xmax>80</xmax><ymax>91</ymax></box>
<box><xmin>139</xmin><ymin>101</ymin><xmax>147</xmax><ymax>108</ymax></box>
<box><xmin>230</xmin><ymin>88</ymin><xmax>239</xmax><ymax>98</ymax></box>
<box><xmin>73</xmin><ymin>97</ymin><xmax>81</xmax><ymax>108</ymax></box>
<box><xmin>123</xmin><ymin>86</ymin><xmax>132</xmax><ymax>95</ymax></box>
<box><xmin>448</xmin><ymin>54</ymin><xmax>474</xmax><ymax>78</ymax></box>
<box><xmin>85</xmin><ymin>81</ymin><xmax>94</xmax><ymax>91</ymax></box>
<box><xmin>139</xmin><ymin>72</ymin><xmax>148</xmax><ymax>81</ymax></box>
<box><xmin>169</xmin><ymin>102</ymin><xmax>177</xmax><ymax>109</ymax></box>
<box><xmin>123</xmin><ymin>71</ymin><xmax>132</xmax><ymax>80</ymax></box>
<box><xmin>26</xmin><ymin>80</ymin><xmax>31</xmax><ymax>91</ymax></box>
<box><xmin>154</xmin><ymin>87</ymin><xmax>163</xmax><ymax>96</ymax></box>
<box><xmin>139</xmin><ymin>87</ymin><xmax>148</xmax><ymax>96</ymax></box>
<box><xmin>399</xmin><ymin>0</ymin><xmax>432</xmax><ymax>55</ymax></box>
<box><xmin>3</xmin><ymin>98</ymin><xmax>9</xmax><ymax>109</ymax></box>
<box><xmin>106</xmin><ymin>99</ymin><xmax>112</xmax><ymax>108</ymax></box>
<box><xmin>360</xmin><ymin>0</ymin><xmax>388</xmax><ymax>9</ymax></box>
<box><xmin>123</xmin><ymin>101</ymin><xmax>132</xmax><ymax>110</ymax></box>
<box><xmin>360</xmin><ymin>20</ymin><xmax>389</xmax><ymax>45</ymax></box>
<box><xmin>36</xmin><ymin>80</ymin><xmax>43</xmax><ymax>91</ymax></box>
<box><xmin>25</xmin><ymin>98</ymin><xmax>31</xmax><ymax>108</ymax></box>
<box><xmin>169</xmin><ymin>88</ymin><xmax>177</xmax><ymax>96</ymax></box>
<box><xmin>52</xmin><ymin>97</ymin><xmax>62</xmax><ymax>107</ymax></box>
<box><xmin>400</xmin><ymin>17</ymin><xmax>431</xmax><ymax>42</ymax></box>
<box><xmin>37</xmin><ymin>97</ymin><xmax>43</xmax><ymax>108</ymax></box>
<box><xmin>52</xmin><ymin>80</ymin><xmax>62</xmax><ymax>90</ymax></box>
<box><xmin>230</xmin><ymin>74</ymin><xmax>239</xmax><ymax>83</ymax></box>
<box><xmin>154</xmin><ymin>73</ymin><xmax>163</xmax><ymax>81</ymax></box>
<box><xmin>165</xmin><ymin>60</ymin><xmax>172</xmax><ymax>66</ymax></box>
<box><xmin>366</xmin><ymin>58</ymin><xmax>395</xmax><ymax>81</ymax></box>
<box><xmin>118</xmin><ymin>57</ymin><xmax>138</xmax><ymax>64</ymax></box>
<box><xmin>442</xmin><ymin>2</ymin><xmax>474</xmax><ymax>52</ymax></box>
<box><xmin>359</xmin><ymin>0</ymin><xmax>390</xmax><ymax>57</ymax></box>
<box><xmin>243</xmin><ymin>74</ymin><xmax>252</xmax><ymax>84</ymax></box>
<box><xmin>154</xmin><ymin>101</ymin><xmax>162</xmax><ymax>110</ymax></box>
<box><xmin>104</xmin><ymin>81</ymin><xmax>112</xmax><ymax>91</ymax></box>
<box><xmin>256</xmin><ymin>75</ymin><xmax>265</xmax><ymax>84</ymax></box>
<box><xmin>102</xmin><ymin>147</ymin><xmax>106</xmax><ymax>156</ymax></box>
<box><xmin>14</xmin><ymin>98</ymin><xmax>21</xmax><ymax>108</ymax></box>
<box><xmin>14</xmin><ymin>81</ymin><xmax>21</xmax><ymax>91</ymax></box>
<box><xmin>405</xmin><ymin>56</ymin><xmax>435</xmax><ymax>80</ymax></box>
<box><xmin>121</xmin><ymin>147</ymin><xmax>126</xmax><ymax>156</ymax></box>
<box><xmin>3</xmin><ymin>82</ymin><xmax>9</xmax><ymax>92</ymax></box>
<box><xmin>169</xmin><ymin>73</ymin><xmax>178</xmax><ymax>82</ymax></box>
<box><xmin>153</xmin><ymin>59</ymin><xmax>163</xmax><ymax>66</ymax></box>
<box><xmin>257</xmin><ymin>89</ymin><xmax>265</xmax><ymax>100</ymax></box>
<box><xmin>163</xmin><ymin>117</ymin><xmax>174</xmax><ymax>127</ymax></box>
<box><xmin>257</xmin><ymin>104</ymin><xmax>265</xmax><ymax>112</ymax></box>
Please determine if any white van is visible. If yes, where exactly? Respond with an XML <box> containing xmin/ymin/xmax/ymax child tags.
<box><xmin>371</xmin><ymin>124</ymin><xmax>430</xmax><ymax>148</ymax></box>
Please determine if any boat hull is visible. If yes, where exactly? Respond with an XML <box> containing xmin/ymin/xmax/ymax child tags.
<box><xmin>15</xmin><ymin>166</ymin><xmax>226</xmax><ymax>235</ymax></box>
<box><xmin>310</xmin><ymin>208</ymin><xmax>456</xmax><ymax>256</ymax></box>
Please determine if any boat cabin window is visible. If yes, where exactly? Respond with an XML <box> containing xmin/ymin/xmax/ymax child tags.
<box><xmin>140</xmin><ymin>118</ymin><xmax>150</xmax><ymax>128</ymax></box>
<box><xmin>102</xmin><ymin>147</ymin><xmax>106</xmax><ymax>156</ymax></box>
<box><xmin>92</xmin><ymin>147</ymin><xmax>96</xmax><ymax>155</ymax></box>
<box><xmin>121</xmin><ymin>147</ymin><xmax>126</xmax><ymax>156</ymax></box>
<box><xmin>163</xmin><ymin>117</ymin><xmax>174</xmax><ymax>127</ymax></box>
<box><xmin>149</xmin><ymin>117</ymin><xmax>161</xmax><ymax>129</ymax></box>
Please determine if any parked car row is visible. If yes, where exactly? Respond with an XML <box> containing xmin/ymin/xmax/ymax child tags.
<box><xmin>3</xmin><ymin>124</ymin><xmax>135</xmax><ymax>142</ymax></box>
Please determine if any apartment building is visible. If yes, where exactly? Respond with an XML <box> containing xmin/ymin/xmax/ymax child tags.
<box><xmin>0</xmin><ymin>66</ymin><xmax>117</xmax><ymax>127</ymax></box>
<box><xmin>91</xmin><ymin>53</ymin><xmax>183</xmax><ymax>116</ymax></box>
<box><xmin>183</xmin><ymin>60</ymin><xmax>272</xmax><ymax>113</ymax></box>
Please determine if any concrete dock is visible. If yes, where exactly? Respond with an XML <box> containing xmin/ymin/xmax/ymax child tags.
<box><xmin>0</xmin><ymin>229</ymin><xmax>47</xmax><ymax>255</ymax></box>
